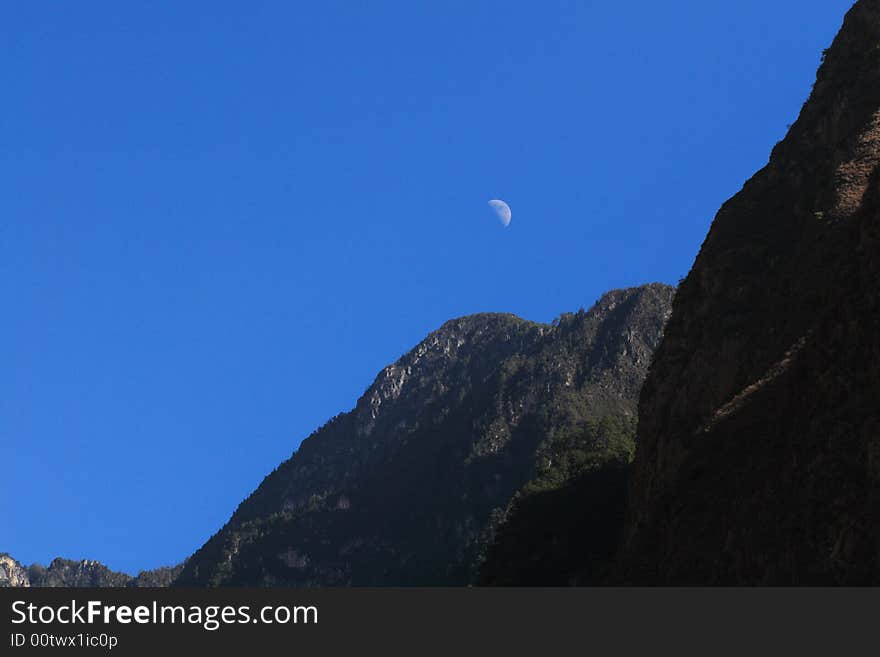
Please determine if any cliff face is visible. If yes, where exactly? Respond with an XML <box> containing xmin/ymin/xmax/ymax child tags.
<box><xmin>177</xmin><ymin>284</ymin><xmax>674</xmax><ymax>586</ymax></box>
<box><xmin>620</xmin><ymin>0</ymin><xmax>880</xmax><ymax>584</ymax></box>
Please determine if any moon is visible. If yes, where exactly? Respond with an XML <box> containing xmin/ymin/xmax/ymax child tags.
<box><xmin>488</xmin><ymin>199</ymin><xmax>511</xmax><ymax>227</ymax></box>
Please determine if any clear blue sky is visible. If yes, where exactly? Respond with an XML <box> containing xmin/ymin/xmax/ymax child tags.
<box><xmin>1</xmin><ymin>1</ymin><xmax>853</xmax><ymax>574</ymax></box>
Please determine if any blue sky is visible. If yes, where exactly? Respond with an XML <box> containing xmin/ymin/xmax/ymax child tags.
<box><xmin>1</xmin><ymin>1</ymin><xmax>854</xmax><ymax>574</ymax></box>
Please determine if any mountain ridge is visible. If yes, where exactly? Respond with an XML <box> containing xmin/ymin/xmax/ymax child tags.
<box><xmin>4</xmin><ymin>283</ymin><xmax>673</xmax><ymax>588</ymax></box>
<box><xmin>176</xmin><ymin>283</ymin><xmax>674</xmax><ymax>586</ymax></box>
<box><xmin>0</xmin><ymin>553</ymin><xmax>182</xmax><ymax>588</ymax></box>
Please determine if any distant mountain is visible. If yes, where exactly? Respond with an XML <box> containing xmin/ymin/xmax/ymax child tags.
<box><xmin>618</xmin><ymin>0</ymin><xmax>880</xmax><ymax>584</ymax></box>
<box><xmin>26</xmin><ymin>559</ymin><xmax>133</xmax><ymax>587</ymax></box>
<box><xmin>176</xmin><ymin>284</ymin><xmax>674</xmax><ymax>586</ymax></box>
<box><xmin>0</xmin><ymin>554</ymin><xmax>181</xmax><ymax>588</ymax></box>
<box><xmin>0</xmin><ymin>554</ymin><xmax>29</xmax><ymax>587</ymax></box>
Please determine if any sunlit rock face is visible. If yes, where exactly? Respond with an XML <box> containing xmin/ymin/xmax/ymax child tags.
<box><xmin>0</xmin><ymin>554</ymin><xmax>30</xmax><ymax>587</ymax></box>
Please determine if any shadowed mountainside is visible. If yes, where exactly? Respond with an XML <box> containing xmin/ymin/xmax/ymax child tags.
<box><xmin>619</xmin><ymin>0</ymin><xmax>880</xmax><ymax>584</ymax></box>
<box><xmin>176</xmin><ymin>284</ymin><xmax>674</xmax><ymax>586</ymax></box>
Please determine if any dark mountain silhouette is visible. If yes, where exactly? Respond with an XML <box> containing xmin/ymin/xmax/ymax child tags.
<box><xmin>618</xmin><ymin>0</ymin><xmax>880</xmax><ymax>584</ymax></box>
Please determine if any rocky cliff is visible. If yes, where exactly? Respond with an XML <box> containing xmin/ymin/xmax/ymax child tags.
<box><xmin>620</xmin><ymin>0</ymin><xmax>880</xmax><ymax>584</ymax></box>
<box><xmin>177</xmin><ymin>284</ymin><xmax>674</xmax><ymax>586</ymax></box>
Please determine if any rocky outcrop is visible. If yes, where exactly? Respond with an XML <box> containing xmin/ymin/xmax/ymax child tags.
<box><xmin>26</xmin><ymin>559</ymin><xmax>133</xmax><ymax>587</ymax></box>
<box><xmin>619</xmin><ymin>0</ymin><xmax>880</xmax><ymax>584</ymax></box>
<box><xmin>177</xmin><ymin>284</ymin><xmax>674</xmax><ymax>586</ymax></box>
<box><xmin>0</xmin><ymin>554</ymin><xmax>30</xmax><ymax>587</ymax></box>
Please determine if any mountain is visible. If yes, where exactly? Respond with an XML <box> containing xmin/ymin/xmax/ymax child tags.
<box><xmin>0</xmin><ymin>554</ymin><xmax>182</xmax><ymax>588</ymax></box>
<box><xmin>176</xmin><ymin>284</ymin><xmax>674</xmax><ymax>586</ymax></box>
<box><xmin>619</xmin><ymin>0</ymin><xmax>880</xmax><ymax>584</ymax></box>
<box><xmin>26</xmin><ymin>559</ymin><xmax>133</xmax><ymax>587</ymax></box>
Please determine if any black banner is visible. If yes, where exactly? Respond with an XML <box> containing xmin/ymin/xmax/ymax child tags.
<box><xmin>1</xmin><ymin>587</ymin><xmax>874</xmax><ymax>654</ymax></box>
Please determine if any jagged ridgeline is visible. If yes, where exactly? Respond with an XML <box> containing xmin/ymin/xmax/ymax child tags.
<box><xmin>176</xmin><ymin>284</ymin><xmax>674</xmax><ymax>586</ymax></box>
<box><xmin>0</xmin><ymin>553</ymin><xmax>181</xmax><ymax>588</ymax></box>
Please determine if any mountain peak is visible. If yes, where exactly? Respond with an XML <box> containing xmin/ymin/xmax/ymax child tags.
<box><xmin>176</xmin><ymin>283</ymin><xmax>674</xmax><ymax>586</ymax></box>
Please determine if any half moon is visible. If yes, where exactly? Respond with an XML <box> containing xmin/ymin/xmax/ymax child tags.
<box><xmin>488</xmin><ymin>199</ymin><xmax>512</xmax><ymax>227</ymax></box>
